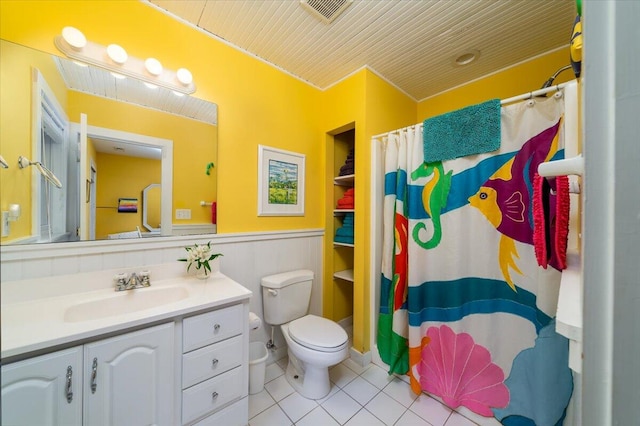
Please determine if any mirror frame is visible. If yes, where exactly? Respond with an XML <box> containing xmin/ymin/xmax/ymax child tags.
<box><xmin>74</xmin><ymin>123</ymin><xmax>173</xmax><ymax>238</ymax></box>
<box><xmin>142</xmin><ymin>183</ymin><xmax>161</xmax><ymax>233</ymax></box>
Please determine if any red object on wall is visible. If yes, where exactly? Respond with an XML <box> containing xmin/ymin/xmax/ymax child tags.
<box><xmin>211</xmin><ymin>202</ymin><xmax>217</xmax><ymax>224</ymax></box>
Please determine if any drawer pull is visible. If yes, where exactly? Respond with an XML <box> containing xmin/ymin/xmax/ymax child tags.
<box><xmin>211</xmin><ymin>358</ymin><xmax>219</xmax><ymax>368</ymax></box>
<box><xmin>90</xmin><ymin>357</ymin><xmax>98</xmax><ymax>394</ymax></box>
<box><xmin>212</xmin><ymin>391</ymin><xmax>219</xmax><ymax>400</ymax></box>
<box><xmin>213</xmin><ymin>323</ymin><xmax>221</xmax><ymax>332</ymax></box>
<box><xmin>65</xmin><ymin>366</ymin><xmax>74</xmax><ymax>403</ymax></box>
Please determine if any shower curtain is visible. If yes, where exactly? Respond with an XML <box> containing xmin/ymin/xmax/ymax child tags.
<box><xmin>377</xmin><ymin>96</ymin><xmax>573</xmax><ymax>424</ymax></box>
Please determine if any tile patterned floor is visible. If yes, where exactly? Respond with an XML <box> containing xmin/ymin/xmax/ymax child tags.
<box><xmin>249</xmin><ymin>357</ymin><xmax>481</xmax><ymax>426</ymax></box>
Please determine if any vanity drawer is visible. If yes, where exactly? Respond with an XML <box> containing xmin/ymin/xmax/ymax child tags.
<box><xmin>183</xmin><ymin>304</ymin><xmax>243</xmax><ymax>352</ymax></box>
<box><xmin>182</xmin><ymin>335</ymin><xmax>242</xmax><ymax>388</ymax></box>
<box><xmin>182</xmin><ymin>366</ymin><xmax>242</xmax><ymax>425</ymax></box>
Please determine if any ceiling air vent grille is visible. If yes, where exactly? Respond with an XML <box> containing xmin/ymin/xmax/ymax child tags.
<box><xmin>300</xmin><ymin>0</ymin><xmax>353</xmax><ymax>24</ymax></box>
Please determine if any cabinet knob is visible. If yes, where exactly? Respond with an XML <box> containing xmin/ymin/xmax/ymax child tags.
<box><xmin>213</xmin><ymin>323</ymin><xmax>221</xmax><ymax>332</ymax></box>
<box><xmin>211</xmin><ymin>391</ymin><xmax>219</xmax><ymax>400</ymax></box>
<box><xmin>211</xmin><ymin>358</ymin><xmax>219</xmax><ymax>368</ymax></box>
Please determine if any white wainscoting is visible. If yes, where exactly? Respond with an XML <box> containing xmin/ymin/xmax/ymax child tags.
<box><xmin>1</xmin><ymin>229</ymin><xmax>324</xmax><ymax>364</ymax></box>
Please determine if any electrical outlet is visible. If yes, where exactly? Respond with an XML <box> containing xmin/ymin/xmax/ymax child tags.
<box><xmin>175</xmin><ymin>209</ymin><xmax>191</xmax><ymax>220</ymax></box>
<box><xmin>2</xmin><ymin>211</ymin><xmax>9</xmax><ymax>237</ymax></box>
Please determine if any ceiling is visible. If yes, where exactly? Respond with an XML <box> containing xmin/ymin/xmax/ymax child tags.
<box><xmin>148</xmin><ymin>0</ymin><xmax>577</xmax><ymax>101</ymax></box>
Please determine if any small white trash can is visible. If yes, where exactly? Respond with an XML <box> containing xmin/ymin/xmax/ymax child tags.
<box><xmin>248</xmin><ymin>341</ymin><xmax>269</xmax><ymax>394</ymax></box>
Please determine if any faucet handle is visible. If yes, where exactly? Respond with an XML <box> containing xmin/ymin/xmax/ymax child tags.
<box><xmin>139</xmin><ymin>270</ymin><xmax>151</xmax><ymax>287</ymax></box>
<box><xmin>114</xmin><ymin>273</ymin><xmax>127</xmax><ymax>291</ymax></box>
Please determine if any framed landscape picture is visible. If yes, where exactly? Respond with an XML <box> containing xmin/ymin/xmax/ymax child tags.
<box><xmin>258</xmin><ymin>145</ymin><xmax>305</xmax><ymax>216</ymax></box>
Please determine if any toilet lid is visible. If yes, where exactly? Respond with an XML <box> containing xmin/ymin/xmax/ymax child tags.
<box><xmin>288</xmin><ymin>315</ymin><xmax>348</xmax><ymax>352</ymax></box>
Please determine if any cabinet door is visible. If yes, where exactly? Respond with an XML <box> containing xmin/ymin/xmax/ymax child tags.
<box><xmin>83</xmin><ymin>323</ymin><xmax>174</xmax><ymax>426</ymax></box>
<box><xmin>1</xmin><ymin>346</ymin><xmax>83</xmax><ymax>426</ymax></box>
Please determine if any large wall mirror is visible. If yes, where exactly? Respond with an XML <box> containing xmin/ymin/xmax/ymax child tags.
<box><xmin>0</xmin><ymin>39</ymin><xmax>218</xmax><ymax>245</ymax></box>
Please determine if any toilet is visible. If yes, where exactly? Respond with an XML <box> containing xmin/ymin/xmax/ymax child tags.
<box><xmin>261</xmin><ymin>270</ymin><xmax>348</xmax><ymax>399</ymax></box>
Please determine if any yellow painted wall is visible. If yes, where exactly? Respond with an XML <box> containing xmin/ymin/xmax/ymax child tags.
<box><xmin>94</xmin><ymin>153</ymin><xmax>160</xmax><ymax>239</ymax></box>
<box><xmin>417</xmin><ymin>48</ymin><xmax>573</xmax><ymax>120</ymax></box>
<box><xmin>0</xmin><ymin>39</ymin><xmax>68</xmax><ymax>243</ymax></box>
<box><xmin>0</xmin><ymin>0</ymin><xmax>324</xmax><ymax>234</ymax></box>
<box><xmin>321</xmin><ymin>71</ymin><xmax>366</xmax><ymax>329</ymax></box>
<box><xmin>67</xmin><ymin>91</ymin><xmax>217</xmax><ymax>225</ymax></box>
<box><xmin>321</xmin><ymin>69</ymin><xmax>416</xmax><ymax>353</ymax></box>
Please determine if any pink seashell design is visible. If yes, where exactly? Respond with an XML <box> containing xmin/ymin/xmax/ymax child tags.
<box><xmin>418</xmin><ymin>324</ymin><xmax>509</xmax><ymax>416</ymax></box>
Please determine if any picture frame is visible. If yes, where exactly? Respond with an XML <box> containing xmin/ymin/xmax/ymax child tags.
<box><xmin>258</xmin><ymin>145</ymin><xmax>305</xmax><ymax>216</ymax></box>
<box><xmin>117</xmin><ymin>197</ymin><xmax>138</xmax><ymax>213</ymax></box>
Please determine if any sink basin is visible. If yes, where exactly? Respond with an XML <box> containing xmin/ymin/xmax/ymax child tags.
<box><xmin>64</xmin><ymin>286</ymin><xmax>190</xmax><ymax>322</ymax></box>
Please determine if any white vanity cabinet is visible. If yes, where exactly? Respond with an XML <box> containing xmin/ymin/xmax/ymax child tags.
<box><xmin>1</xmin><ymin>346</ymin><xmax>83</xmax><ymax>425</ymax></box>
<box><xmin>1</xmin><ymin>323</ymin><xmax>175</xmax><ymax>426</ymax></box>
<box><xmin>181</xmin><ymin>303</ymin><xmax>249</xmax><ymax>426</ymax></box>
<box><xmin>1</xmin><ymin>274</ymin><xmax>252</xmax><ymax>426</ymax></box>
<box><xmin>83</xmin><ymin>322</ymin><xmax>175</xmax><ymax>426</ymax></box>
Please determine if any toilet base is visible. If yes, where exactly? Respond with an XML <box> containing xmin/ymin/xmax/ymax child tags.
<box><xmin>285</xmin><ymin>353</ymin><xmax>331</xmax><ymax>400</ymax></box>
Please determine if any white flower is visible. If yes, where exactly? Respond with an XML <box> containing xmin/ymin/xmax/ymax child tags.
<box><xmin>178</xmin><ymin>241</ymin><xmax>223</xmax><ymax>273</ymax></box>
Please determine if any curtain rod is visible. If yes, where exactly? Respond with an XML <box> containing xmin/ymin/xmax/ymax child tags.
<box><xmin>371</xmin><ymin>80</ymin><xmax>575</xmax><ymax>140</ymax></box>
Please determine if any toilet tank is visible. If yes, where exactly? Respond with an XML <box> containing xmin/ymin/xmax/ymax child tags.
<box><xmin>261</xmin><ymin>270</ymin><xmax>314</xmax><ymax>325</ymax></box>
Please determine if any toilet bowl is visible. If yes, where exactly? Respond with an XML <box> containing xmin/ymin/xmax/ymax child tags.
<box><xmin>281</xmin><ymin>315</ymin><xmax>348</xmax><ymax>399</ymax></box>
<box><xmin>260</xmin><ymin>270</ymin><xmax>349</xmax><ymax>399</ymax></box>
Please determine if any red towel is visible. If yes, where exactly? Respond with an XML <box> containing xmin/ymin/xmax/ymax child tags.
<box><xmin>211</xmin><ymin>202</ymin><xmax>217</xmax><ymax>224</ymax></box>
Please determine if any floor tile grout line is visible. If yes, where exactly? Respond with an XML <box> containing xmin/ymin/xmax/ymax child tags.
<box><xmin>253</xmin><ymin>358</ymin><xmax>482</xmax><ymax>426</ymax></box>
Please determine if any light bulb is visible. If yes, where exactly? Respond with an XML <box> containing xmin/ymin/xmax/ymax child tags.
<box><xmin>62</xmin><ymin>26</ymin><xmax>86</xmax><ymax>50</ymax></box>
<box><xmin>176</xmin><ymin>68</ymin><xmax>193</xmax><ymax>86</ymax></box>
<box><xmin>106</xmin><ymin>44</ymin><xmax>128</xmax><ymax>65</ymax></box>
<box><xmin>144</xmin><ymin>58</ymin><xmax>163</xmax><ymax>76</ymax></box>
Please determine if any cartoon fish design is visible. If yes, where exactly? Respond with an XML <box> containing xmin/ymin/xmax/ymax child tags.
<box><xmin>468</xmin><ymin>118</ymin><xmax>563</xmax><ymax>291</ymax></box>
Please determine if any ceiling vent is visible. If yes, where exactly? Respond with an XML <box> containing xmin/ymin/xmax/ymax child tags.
<box><xmin>300</xmin><ymin>0</ymin><xmax>353</xmax><ymax>24</ymax></box>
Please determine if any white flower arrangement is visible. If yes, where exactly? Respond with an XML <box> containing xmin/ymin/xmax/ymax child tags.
<box><xmin>178</xmin><ymin>241</ymin><xmax>222</xmax><ymax>274</ymax></box>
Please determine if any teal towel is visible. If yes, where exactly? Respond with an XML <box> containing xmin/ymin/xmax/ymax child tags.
<box><xmin>334</xmin><ymin>235</ymin><xmax>354</xmax><ymax>245</ymax></box>
<box><xmin>336</xmin><ymin>227</ymin><xmax>354</xmax><ymax>238</ymax></box>
<box><xmin>423</xmin><ymin>99</ymin><xmax>501</xmax><ymax>163</ymax></box>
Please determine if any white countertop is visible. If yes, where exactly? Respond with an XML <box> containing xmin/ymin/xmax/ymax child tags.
<box><xmin>1</xmin><ymin>272</ymin><xmax>252</xmax><ymax>360</ymax></box>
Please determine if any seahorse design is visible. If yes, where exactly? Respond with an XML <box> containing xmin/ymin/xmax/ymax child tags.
<box><xmin>411</xmin><ymin>162</ymin><xmax>452</xmax><ymax>250</ymax></box>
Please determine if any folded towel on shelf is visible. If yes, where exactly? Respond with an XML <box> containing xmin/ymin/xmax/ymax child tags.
<box><xmin>334</xmin><ymin>235</ymin><xmax>354</xmax><ymax>245</ymax></box>
<box><xmin>339</xmin><ymin>165</ymin><xmax>354</xmax><ymax>176</ymax></box>
<box><xmin>335</xmin><ymin>226</ymin><xmax>354</xmax><ymax>238</ymax></box>
<box><xmin>338</xmin><ymin>149</ymin><xmax>355</xmax><ymax>176</ymax></box>
<box><xmin>423</xmin><ymin>98</ymin><xmax>501</xmax><ymax>163</ymax></box>
<box><xmin>336</xmin><ymin>188</ymin><xmax>355</xmax><ymax>209</ymax></box>
<box><xmin>337</xmin><ymin>199</ymin><xmax>354</xmax><ymax>209</ymax></box>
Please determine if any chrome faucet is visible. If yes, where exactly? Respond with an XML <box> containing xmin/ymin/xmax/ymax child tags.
<box><xmin>126</xmin><ymin>272</ymin><xmax>141</xmax><ymax>289</ymax></box>
<box><xmin>114</xmin><ymin>271</ymin><xmax>151</xmax><ymax>291</ymax></box>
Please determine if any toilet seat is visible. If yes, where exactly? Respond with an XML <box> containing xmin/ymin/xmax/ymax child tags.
<box><xmin>288</xmin><ymin>315</ymin><xmax>348</xmax><ymax>352</ymax></box>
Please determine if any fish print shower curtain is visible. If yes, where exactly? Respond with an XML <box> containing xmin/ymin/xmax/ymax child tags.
<box><xmin>377</xmin><ymin>97</ymin><xmax>573</xmax><ymax>425</ymax></box>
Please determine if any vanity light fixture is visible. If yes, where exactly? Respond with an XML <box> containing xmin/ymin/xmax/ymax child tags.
<box><xmin>61</xmin><ymin>26</ymin><xmax>86</xmax><ymax>50</ymax></box>
<box><xmin>106</xmin><ymin>44</ymin><xmax>128</xmax><ymax>65</ymax></box>
<box><xmin>54</xmin><ymin>26</ymin><xmax>196</xmax><ymax>95</ymax></box>
<box><xmin>144</xmin><ymin>58</ymin><xmax>163</xmax><ymax>76</ymax></box>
